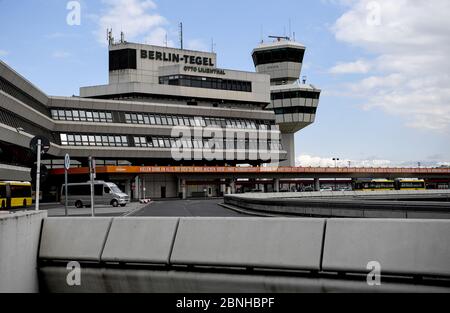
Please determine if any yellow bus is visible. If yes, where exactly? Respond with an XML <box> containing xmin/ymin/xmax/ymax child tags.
<box><xmin>395</xmin><ymin>179</ymin><xmax>426</xmax><ymax>191</ymax></box>
<box><xmin>353</xmin><ymin>179</ymin><xmax>395</xmax><ymax>192</ymax></box>
<box><xmin>0</xmin><ymin>181</ymin><xmax>33</xmax><ymax>210</ymax></box>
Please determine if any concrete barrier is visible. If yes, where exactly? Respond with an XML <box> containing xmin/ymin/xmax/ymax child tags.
<box><xmin>170</xmin><ymin>218</ymin><xmax>326</xmax><ymax>271</ymax></box>
<box><xmin>0</xmin><ymin>211</ymin><xmax>47</xmax><ymax>293</ymax></box>
<box><xmin>101</xmin><ymin>218</ymin><xmax>179</xmax><ymax>264</ymax></box>
<box><xmin>322</xmin><ymin>219</ymin><xmax>450</xmax><ymax>277</ymax></box>
<box><xmin>39</xmin><ymin>217</ymin><xmax>112</xmax><ymax>262</ymax></box>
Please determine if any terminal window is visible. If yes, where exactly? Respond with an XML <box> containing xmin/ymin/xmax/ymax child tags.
<box><xmin>60</xmin><ymin>133</ymin><xmax>282</xmax><ymax>151</ymax></box>
<box><xmin>51</xmin><ymin>109</ymin><xmax>113</xmax><ymax>123</ymax></box>
<box><xmin>109</xmin><ymin>49</ymin><xmax>137</xmax><ymax>71</ymax></box>
<box><xmin>159</xmin><ymin>75</ymin><xmax>252</xmax><ymax>92</ymax></box>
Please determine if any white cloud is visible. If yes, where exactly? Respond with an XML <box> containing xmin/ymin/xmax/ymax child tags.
<box><xmin>52</xmin><ymin>51</ymin><xmax>71</xmax><ymax>59</ymax></box>
<box><xmin>186</xmin><ymin>39</ymin><xmax>208</xmax><ymax>52</ymax></box>
<box><xmin>296</xmin><ymin>155</ymin><xmax>392</xmax><ymax>168</ymax></box>
<box><xmin>296</xmin><ymin>154</ymin><xmax>450</xmax><ymax>168</ymax></box>
<box><xmin>96</xmin><ymin>0</ymin><xmax>169</xmax><ymax>45</ymax></box>
<box><xmin>329</xmin><ymin>0</ymin><xmax>450</xmax><ymax>132</ymax></box>
<box><xmin>329</xmin><ymin>59</ymin><xmax>372</xmax><ymax>74</ymax></box>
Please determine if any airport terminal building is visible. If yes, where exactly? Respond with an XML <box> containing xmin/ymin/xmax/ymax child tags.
<box><xmin>0</xmin><ymin>36</ymin><xmax>321</xmax><ymax>200</ymax></box>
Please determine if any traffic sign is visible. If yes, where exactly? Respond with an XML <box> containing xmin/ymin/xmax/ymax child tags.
<box><xmin>30</xmin><ymin>136</ymin><xmax>50</xmax><ymax>154</ymax></box>
<box><xmin>64</xmin><ymin>154</ymin><xmax>71</xmax><ymax>170</ymax></box>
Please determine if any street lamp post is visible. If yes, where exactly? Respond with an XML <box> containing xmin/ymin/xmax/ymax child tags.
<box><xmin>333</xmin><ymin>158</ymin><xmax>340</xmax><ymax>191</ymax></box>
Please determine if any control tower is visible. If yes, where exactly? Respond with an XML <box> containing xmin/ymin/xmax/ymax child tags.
<box><xmin>252</xmin><ymin>37</ymin><xmax>321</xmax><ymax>167</ymax></box>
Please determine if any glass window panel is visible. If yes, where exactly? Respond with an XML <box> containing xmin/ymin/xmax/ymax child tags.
<box><xmin>58</xmin><ymin>110</ymin><xmax>66</xmax><ymax>120</ymax></box>
<box><xmin>125</xmin><ymin>114</ymin><xmax>131</xmax><ymax>123</ymax></box>
<box><xmin>164</xmin><ymin>139</ymin><xmax>170</xmax><ymax>148</ymax></box>
<box><xmin>161</xmin><ymin>116</ymin><xmax>168</xmax><ymax>125</ymax></box>
<box><xmin>52</xmin><ymin>110</ymin><xmax>58</xmax><ymax>119</ymax></box>
<box><xmin>143</xmin><ymin>115</ymin><xmax>150</xmax><ymax>124</ymax></box>
<box><xmin>152</xmin><ymin>138</ymin><xmax>159</xmax><ymax>147</ymax></box>
<box><xmin>155</xmin><ymin>115</ymin><xmax>162</xmax><ymax>125</ymax></box>
<box><xmin>150</xmin><ymin>115</ymin><xmax>156</xmax><ymax>125</ymax></box>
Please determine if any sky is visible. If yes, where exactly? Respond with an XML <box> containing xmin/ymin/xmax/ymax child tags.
<box><xmin>0</xmin><ymin>0</ymin><xmax>449</xmax><ymax>168</ymax></box>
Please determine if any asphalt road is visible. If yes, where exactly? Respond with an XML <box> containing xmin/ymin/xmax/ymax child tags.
<box><xmin>131</xmin><ymin>199</ymin><xmax>245</xmax><ymax>217</ymax></box>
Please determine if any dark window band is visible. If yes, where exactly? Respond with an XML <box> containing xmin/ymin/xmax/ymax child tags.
<box><xmin>0</xmin><ymin>76</ymin><xmax>49</xmax><ymax>116</ymax></box>
<box><xmin>252</xmin><ymin>48</ymin><xmax>305</xmax><ymax>66</ymax></box>
<box><xmin>274</xmin><ymin>106</ymin><xmax>317</xmax><ymax>115</ymax></box>
<box><xmin>159</xmin><ymin>75</ymin><xmax>252</xmax><ymax>93</ymax></box>
<box><xmin>271</xmin><ymin>90</ymin><xmax>320</xmax><ymax>101</ymax></box>
<box><xmin>109</xmin><ymin>49</ymin><xmax>137</xmax><ymax>71</ymax></box>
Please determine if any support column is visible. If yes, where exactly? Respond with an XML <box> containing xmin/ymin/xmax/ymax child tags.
<box><xmin>181</xmin><ymin>179</ymin><xmax>187</xmax><ymax>200</ymax></box>
<box><xmin>230</xmin><ymin>179</ymin><xmax>236</xmax><ymax>194</ymax></box>
<box><xmin>125</xmin><ymin>180</ymin><xmax>131</xmax><ymax>198</ymax></box>
<box><xmin>280</xmin><ymin>133</ymin><xmax>296</xmax><ymax>167</ymax></box>
<box><xmin>314</xmin><ymin>178</ymin><xmax>320</xmax><ymax>192</ymax></box>
<box><xmin>134</xmin><ymin>176</ymin><xmax>140</xmax><ymax>200</ymax></box>
<box><xmin>274</xmin><ymin>178</ymin><xmax>280</xmax><ymax>192</ymax></box>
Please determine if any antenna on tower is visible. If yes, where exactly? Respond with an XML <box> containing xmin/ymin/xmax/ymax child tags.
<box><xmin>120</xmin><ymin>31</ymin><xmax>125</xmax><ymax>44</ymax></box>
<box><xmin>179</xmin><ymin>22</ymin><xmax>184</xmax><ymax>50</ymax></box>
<box><xmin>269</xmin><ymin>35</ymin><xmax>290</xmax><ymax>42</ymax></box>
<box><xmin>211</xmin><ymin>38</ymin><xmax>216</xmax><ymax>53</ymax></box>
<box><xmin>107</xmin><ymin>28</ymin><xmax>114</xmax><ymax>45</ymax></box>
<box><xmin>260</xmin><ymin>25</ymin><xmax>264</xmax><ymax>44</ymax></box>
<box><xmin>165</xmin><ymin>32</ymin><xmax>168</xmax><ymax>47</ymax></box>
<box><xmin>289</xmin><ymin>19</ymin><xmax>292</xmax><ymax>40</ymax></box>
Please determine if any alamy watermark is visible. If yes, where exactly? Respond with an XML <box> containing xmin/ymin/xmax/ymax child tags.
<box><xmin>66</xmin><ymin>1</ymin><xmax>81</xmax><ymax>26</ymax></box>
<box><xmin>366</xmin><ymin>1</ymin><xmax>382</xmax><ymax>27</ymax></box>
<box><xmin>170</xmin><ymin>126</ymin><xmax>281</xmax><ymax>167</ymax></box>
<box><xmin>66</xmin><ymin>261</ymin><xmax>81</xmax><ymax>286</ymax></box>
<box><xmin>367</xmin><ymin>261</ymin><xmax>382</xmax><ymax>286</ymax></box>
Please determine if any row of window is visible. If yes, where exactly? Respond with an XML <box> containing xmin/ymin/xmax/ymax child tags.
<box><xmin>252</xmin><ymin>48</ymin><xmax>305</xmax><ymax>66</ymax></box>
<box><xmin>134</xmin><ymin>136</ymin><xmax>283</xmax><ymax>150</ymax></box>
<box><xmin>271</xmin><ymin>90</ymin><xmax>321</xmax><ymax>101</ymax></box>
<box><xmin>0</xmin><ymin>107</ymin><xmax>57</xmax><ymax>142</ymax></box>
<box><xmin>125</xmin><ymin>113</ymin><xmax>274</xmax><ymax>130</ymax></box>
<box><xmin>51</xmin><ymin>109</ymin><xmax>114</xmax><ymax>123</ymax></box>
<box><xmin>0</xmin><ymin>76</ymin><xmax>49</xmax><ymax>116</ymax></box>
<box><xmin>60</xmin><ymin>134</ymin><xmax>129</xmax><ymax>147</ymax></box>
<box><xmin>274</xmin><ymin>106</ymin><xmax>318</xmax><ymax>115</ymax></box>
<box><xmin>59</xmin><ymin>133</ymin><xmax>282</xmax><ymax>150</ymax></box>
<box><xmin>159</xmin><ymin>75</ymin><xmax>252</xmax><ymax>93</ymax></box>
<box><xmin>51</xmin><ymin>108</ymin><xmax>275</xmax><ymax>130</ymax></box>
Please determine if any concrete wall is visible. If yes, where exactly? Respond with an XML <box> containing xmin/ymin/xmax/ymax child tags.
<box><xmin>0</xmin><ymin>211</ymin><xmax>47</xmax><ymax>293</ymax></box>
<box><xmin>37</xmin><ymin>216</ymin><xmax>450</xmax><ymax>293</ymax></box>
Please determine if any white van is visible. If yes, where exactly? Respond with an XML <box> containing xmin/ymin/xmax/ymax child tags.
<box><xmin>61</xmin><ymin>181</ymin><xmax>129</xmax><ymax>208</ymax></box>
